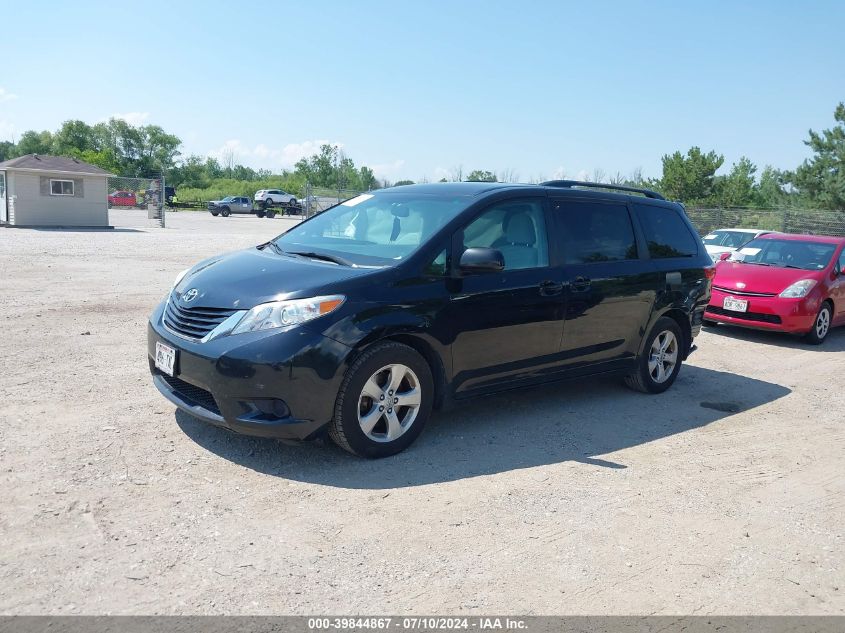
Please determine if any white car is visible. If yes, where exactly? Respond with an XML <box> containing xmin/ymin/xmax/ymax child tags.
<box><xmin>702</xmin><ymin>228</ymin><xmax>776</xmax><ymax>262</ymax></box>
<box><xmin>254</xmin><ymin>189</ymin><xmax>297</xmax><ymax>208</ymax></box>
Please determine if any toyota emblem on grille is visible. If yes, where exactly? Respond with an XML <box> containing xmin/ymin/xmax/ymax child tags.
<box><xmin>183</xmin><ymin>288</ymin><xmax>199</xmax><ymax>302</ymax></box>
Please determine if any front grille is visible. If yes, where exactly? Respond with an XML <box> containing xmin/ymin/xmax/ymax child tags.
<box><xmin>163</xmin><ymin>301</ymin><xmax>237</xmax><ymax>340</ymax></box>
<box><xmin>160</xmin><ymin>374</ymin><xmax>221</xmax><ymax>415</ymax></box>
<box><xmin>713</xmin><ymin>285</ymin><xmax>776</xmax><ymax>297</ymax></box>
<box><xmin>705</xmin><ymin>306</ymin><xmax>782</xmax><ymax>324</ymax></box>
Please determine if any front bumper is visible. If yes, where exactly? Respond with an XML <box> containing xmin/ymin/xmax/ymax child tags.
<box><xmin>148</xmin><ymin>301</ymin><xmax>353</xmax><ymax>439</ymax></box>
<box><xmin>705</xmin><ymin>289</ymin><xmax>819</xmax><ymax>334</ymax></box>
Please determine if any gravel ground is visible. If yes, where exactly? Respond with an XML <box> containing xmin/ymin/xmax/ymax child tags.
<box><xmin>0</xmin><ymin>212</ymin><xmax>843</xmax><ymax>615</ymax></box>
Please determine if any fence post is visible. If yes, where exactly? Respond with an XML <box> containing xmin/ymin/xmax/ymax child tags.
<box><xmin>160</xmin><ymin>173</ymin><xmax>166</xmax><ymax>228</ymax></box>
<box><xmin>716</xmin><ymin>207</ymin><xmax>722</xmax><ymax>229</ymax></box>
<box><xmin>305</xmin><ymin>182</ymin><xmax>311</xmax><ymax>218</ymax></box>
<box><xmin>781</xmin><ymin>209</ymin><xmax>789</xmax><ymax>233</ymax></box>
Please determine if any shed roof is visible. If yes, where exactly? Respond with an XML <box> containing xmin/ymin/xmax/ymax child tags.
<box><xmin>0</xmin><ymin>154</ymin><xmax>111</xmax><ymax>176</ymax></box>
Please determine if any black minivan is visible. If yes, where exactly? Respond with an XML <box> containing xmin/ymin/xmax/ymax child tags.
<box><xmin>149</xmin><ymin>181</ymin><xmax>713</xmax><ymax>457</ymax></box>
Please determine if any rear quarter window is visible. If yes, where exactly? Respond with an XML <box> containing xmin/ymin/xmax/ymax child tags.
<box><xmin>635</xmin><ymin>204</ymin><xmax>699</xmax><ymax>258</ymax></box>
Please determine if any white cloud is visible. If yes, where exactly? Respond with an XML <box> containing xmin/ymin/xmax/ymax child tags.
<box><xmin>432</xmin><ymin>166</ymin><xmax>450</xmax><ymax>181</ymax></box>
<box><xmin>206</xmin><ymin>139</ymin><xmax>345</xmax><ymax>170</ymax></box>
<box><xmin>279</xmin><ymin>139</ymin><xmax>343</xmax><ymax>167</ymax></box>
<box><xmin>109</xmin><ymin>111</ymin><xmax>150</xmax><ymax>126</ymax></box>
<box><xmin>551</xmin><ymin>166</ymin><xmax>567</xmax><ymax>180</ymax></box>
<box><xmin>370</xmin><ymin>159</ymin><xmax>406</xmax><ymax>180</ymax></box>
<box><xmin>0</xmin><ymin>119</ymin><xmax>16</xmax><ymax>142</ymax></box>
<box><xmin>0</xmin><ymin>88</ymin><xmax>18</xmax><ymax>104</ymax></box>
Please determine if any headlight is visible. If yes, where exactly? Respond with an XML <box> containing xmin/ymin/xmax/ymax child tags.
<box><xmin>779</xmin><ymin>279</ymin><xmax>817</xmax><ymax>298</ymax></box>
<box><xmin>172</xmin><ymin>268</ymin><xmax>189</xmax><ymax>289</ymax></box>
<box><xmin>230</xmin><ymin>295</ymin><xmax>345</xmax><ymax>335</ymax></box>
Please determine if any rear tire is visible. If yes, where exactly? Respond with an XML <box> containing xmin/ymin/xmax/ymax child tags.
<box><xmin>329</xmin><ymin>341</ymin><xmax>433</xmax><ymax>458</ymax></box>
<box><xmin>264</xmin><ymin>199</ymin><xmax>273</xmax><ymax>209</ymax></box>
<box><xmin>804</xmin><ymin>302</ymin><xmax>832</xmax><ymax>345</ymax></box>
<box><xmin>220</xmin><ymin>207</ymin><xmax>230</xmax><ymax>217</ymax></box>
<box><xmin>255</xmin><ymin>210</ymin><xmax>266</xmax><ymax>218</ymax></box>
<box><xmin>266</xmin><ymin>210</ymin><xmax>277</xmax><ymax>219</ymax></box>
<box><xmin>625</xmin><ymin>317</ymin><xmax>684</xmax><ymax>394</ymax></box>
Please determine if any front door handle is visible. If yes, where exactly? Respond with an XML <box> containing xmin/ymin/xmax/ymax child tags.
<box><xmin>571</xmin><ymin>276</ymin><xmax>591</xmax><ymax>291</ymax></box>
<box><xmin>539</xmin><ymin>280</ymin><xmax>564</xmax><ymax>296</ymax></box>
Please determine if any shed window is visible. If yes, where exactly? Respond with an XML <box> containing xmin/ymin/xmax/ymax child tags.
<box><xmin>50</xmin><ymin>179</ymin><xmax>75</xmax><ymax>196</ymax></box>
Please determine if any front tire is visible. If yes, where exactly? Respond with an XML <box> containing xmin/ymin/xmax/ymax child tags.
<box><xmin>625</xmin><ymin>317</ymin><xmax>683</xmax><ymax>394</ymax></box>
<box><xmin>330</xmin><ymin>342</ymin><xmax>433</xmax><ymax>458</ymax></box>
<box><xmin>265</xmin><ymin>209</ymin><xmax>277</xmax><ymax>219</ymax></box>
<box><xmin>210</xmin><ymin>211</ymin><xmax>219</xmax><ymax>216</ymax></box>
<box><xmin>255</xmin><ymin>210</ymin><xmax>266</xmax><ymax>218</ymax></box>
<box><xmin>805</xmin><ymin>302</ymin><xmax>832</xmax><ymax>345</ymax></box>
<box><xmin>220</xmin><ymin>207</ymin><xmax>230</xmax><ymax>217</ymax></box>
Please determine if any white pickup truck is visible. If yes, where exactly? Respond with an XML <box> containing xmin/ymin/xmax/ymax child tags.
<box><xmin>254</xmin><ymin>189</ymin><xmax>297</xmax><ymax>209</ymax></box>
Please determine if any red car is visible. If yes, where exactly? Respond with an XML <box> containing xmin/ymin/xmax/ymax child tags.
<box><xmin>108</xmin><ymin>190</ymin><xmax>137</xmax><ymax>208</ymax></box>
<box><xmin>705</xmin><ymin>233</ymin><xmax>845</xmax><ymax>344</ymax></box>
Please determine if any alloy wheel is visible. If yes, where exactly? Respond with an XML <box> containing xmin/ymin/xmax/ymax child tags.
<box><xmin>357</xmin><ymin>364</ymin><xmax>422</xmax><ymax>443</ymax></box>
<box><xmin>816</xmin><ymin>307</ymin><xmax>831</xmax><ymax>339</ymax></box>
<box><xmin>648</xmin><ymin>330</ymin><xmax>678</xmax><ymax>384</ymax></box>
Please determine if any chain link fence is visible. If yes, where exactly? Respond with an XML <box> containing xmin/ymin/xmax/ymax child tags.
<box><xmin>303</xmin><ymin>183</ymin><xmax>367</xmax><ymax>218</ymax></box>
<box><xmin>107</xmin><ymin>174</ymin><xmax>166</xmax><ymax>229</ymax></box>
<box><xmin>685</xmin><ymin>206</ymin><xmax>845</xmax><ymax>237</ymax></box>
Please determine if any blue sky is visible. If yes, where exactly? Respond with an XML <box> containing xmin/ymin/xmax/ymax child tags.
<box><xmin>1</xmin><ymin>0</ymin><xmax>843</xmax><ymax>182</ymax></box>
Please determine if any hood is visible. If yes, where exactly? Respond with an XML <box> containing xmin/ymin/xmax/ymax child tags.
<box><xmin>712</xmin><ymin>261</ymin><xmax>822</xmax><ymax>295</ymax></box>
<box><xmin>173</xmin><ymin>247</ymin><xmax>376</xmax><ymax>309</ymax></box>
<box><xmin>705</xmin><ymin>244</ymin><xmax>735</xmax><ymax>256</ymax></box>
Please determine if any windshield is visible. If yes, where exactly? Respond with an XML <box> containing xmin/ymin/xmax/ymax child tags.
<box><xmin>703</xmin><ymin>230</ymin><xmax>757</xmax><ymax>248</ymax></box>
<box><xmin>272</xmin><ymin>192</ymin><xmax>467</xmax><ymax>266</ymax></box>
<box><xmin>220</xmin><ymin>196</ymin><xmax>235</xmax><ymax>202</ymax></box>
<box><xmin>729</xmin><ymin>238</ymin><xmax>836</xmax><ymax>270</ymax></box>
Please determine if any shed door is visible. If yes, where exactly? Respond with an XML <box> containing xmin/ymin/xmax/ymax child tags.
<box><xmin>0</xmin><ymin>172</ymin><xmax>6</xmax><ymax>223</ymax></box>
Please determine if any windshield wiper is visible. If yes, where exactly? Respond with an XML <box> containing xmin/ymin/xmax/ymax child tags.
<box><xmin>287</xmin><ymin>250</ymin><xmax>353</xmax><ymax>266</ymax></box>
<box><xmin>740</xmin><ymin>261</ymin><xmax>771</xmax><ymax>266</ymax></box>
<box><xmin>780</xmin><ymin>264</ymin><xmax>804</xmax><ymax>269</ymax></box>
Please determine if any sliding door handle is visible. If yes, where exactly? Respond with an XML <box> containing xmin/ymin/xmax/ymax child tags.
<box><xmin>539</xmin><ymin>280</ymin><xmax>564</xmax><ymax>296</ymax></box>
<box><xmin>571</xmin><ymin>276</ymin><xmax>591</xmax><ymax>291</ymax></box>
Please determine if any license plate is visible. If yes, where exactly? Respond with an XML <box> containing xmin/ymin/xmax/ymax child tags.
<box><xmin>155</xmin><ymin>341</ymin><xmax>177</xmax><ymax>376</ymax></box>
<box><xmin>723</xmin><ymin>297</ymin><xmax>748</xmax><ymax>312</ymax></box>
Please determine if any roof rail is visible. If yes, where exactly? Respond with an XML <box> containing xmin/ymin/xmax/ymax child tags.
<box><xmin>540</xmin><ymin>179</ymin><xmax>665</xmax><ymax>200</ymax></box>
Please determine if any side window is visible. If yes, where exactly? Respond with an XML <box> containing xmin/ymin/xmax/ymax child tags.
<box><xmin>838</xmin><ymin>249</ymin><xmax>845</xmax><ymax>272</ymax></box>
<box><xmin>463</xmin><ymin>200</ymin><xmax>548</xmax><ymax>270</ymax></box>
<box><xmin>635</xmin><ymin>204</ymin><xmax>698</xmax><ymax>258</ymax></box>
<box><xmin>554</xmin><ymin>200</ymin><xmax>638</xmax><ymax>264</ymax></box>
<box><xmin>423</xmin><ymin>248</ymin><xmax>448</xmax><ymax>277</ymax></box>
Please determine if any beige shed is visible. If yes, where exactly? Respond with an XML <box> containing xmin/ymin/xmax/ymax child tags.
<box><xmin>0</xmin><ymin>154</ymin><xmax>110</xmax><ymax>228</ymax></box>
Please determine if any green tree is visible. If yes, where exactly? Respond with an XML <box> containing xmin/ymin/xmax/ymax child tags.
<box><xmin>790</xmin><ymin>102</ymin><xmax>845</xmax><ymax>210</ymax></box>
<box><xmin>358</xmin><ymin>166</ymin><xmax>378</xmax><ymax>190</ymax></box>
<box><xmin>393</xmin><ymin>180</ymin><xmax>415</xmax><ymax>186</ymax></box>
<box><xmin>465</xmin><ymin>170</ymin><xmax>498</xmax><ymax>182</ymax></box>
<box><xmin>715</xmin><ymin>156</ymin><xmax>757</xmax><ymax>207</ymax></box>
<box><xmin>0</xmin><ymin>141</ymin><xmax>15</xmax><ymax>162</ymax></box>
<box><xmin>16</xmin><ymin>130</ymin><xmax>54</xmax><ymax>156</ymax></box>
<box><xmin>658</xmin><ymin>147</ymin><xmax>724</xmax><ymax>203</ymax></box>
<box><xmin>757</xmin><ymin>166</ymin><xmax>790</xmax><ymax>208</ymax></box>
<box><xmin>53</xmin><ymin>120</ymin><xmax>94</xmax><ymax>155</ymax></box>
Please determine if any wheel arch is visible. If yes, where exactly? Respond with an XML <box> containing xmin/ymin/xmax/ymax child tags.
<box><xmin>641</xmin><ymin>308</ymin><xmax>693</xmax><ymax>361</ymax></box>
<box><xmin>347</xmin><ymin>331</ymin><xmax>448</xmax><ymax>411</ymax></box>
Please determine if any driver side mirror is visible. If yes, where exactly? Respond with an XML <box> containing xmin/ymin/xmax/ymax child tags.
<box><xmin>459</xmin><ymin>247</ymin><xmax>505</xmax><ymax>274</ymax></box>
